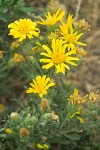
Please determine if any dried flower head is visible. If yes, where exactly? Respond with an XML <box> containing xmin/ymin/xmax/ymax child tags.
<box><xmin>40</xmin><ymin>98</ymin><xmax>49</xmax><ymax>111</ymax></box>
<box><xmin>20</xmin><ymin>128</ymin><xmax>29</xmax><ymax>137</ymax></box>
<box><xmin>76</xmin><ymin>47</ymin><xmax>87</xmax><ymax>57</ymax></box>
<box><xmin>0</xmin><ymin>51</ymin><xmax>3</xmax><ymax>59</ymax></box>
<box><xmin>89</xmin><ymin>90</ymin><xmax>100</xmax><ymax>102</ymax></box>
<box><xmin>11</xmin><ymin>40</ymin><xmax>20</xmax><ymax>49</ymax></box>
<box><xmin>48</xmin><ymin>0</ymin><xmax>66</xmax><ymax>12</ymax></box>
<box><xmin>77</xmin><ymin>19</ymin><xmax>91</xmax><ymax>31</ymax></box>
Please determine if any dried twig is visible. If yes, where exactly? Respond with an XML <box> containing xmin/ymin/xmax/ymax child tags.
<box><xmin>75</xmin><ymin>0</ymin><xmax>82</xmax><ymax>21</ymax></box>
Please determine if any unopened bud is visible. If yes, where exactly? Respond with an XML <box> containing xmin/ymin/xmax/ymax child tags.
<box><xmin>10</xmin><ymin>112</ymin><xmax>20</xmax><ymax>120</ymax></box>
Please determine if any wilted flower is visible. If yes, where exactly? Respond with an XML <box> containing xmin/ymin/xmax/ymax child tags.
<box><xmin>89</xmin><ymin>90</ymin><xmax>100</xmax><ymax>102</ymax></box>
<box><xmin>70</xmin><ymin>88</ymin><xmax>87</xmax><ymax>105</ymax></box>
<box><xmin>20</xmin><ymin>128</ymin><xmax>29</xmax><ymax>137</ymax></box>
<box><xmin>48</xmin><ymin>0</ymin><xmax>66</xmax><ymax>12</ymax></box>
<box><xmin>11</xmin><ymin>40</ymin><xmax>20</xmax><ymax>49</ymax></box>
<box><xmin>40</xmin><ymin>98</ymin><xmax>49</xmax><ymax>111</ymax></box>
<box><xmin>76</xmin><ymin>47</ymin><xmax>87</xmax><ymax>57</ymax></box>
<box><xmin>13</xmin><ymin>53</ymin><xmax>25</xmax><ymax>63</ymax></box>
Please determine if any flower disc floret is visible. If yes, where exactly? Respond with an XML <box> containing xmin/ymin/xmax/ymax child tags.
<box><xmin>8</xmin><ymin>19</ymin><xmax>40</xmax><ymax>42</ymax></box>
<box><xmin>40</xmin><ymin>39</ymin><xmax>79</xmax><ymax>74</ymax></box>
<box><xmin>37</xmin><ymin>8</ymin><xmax>65</xmax><ymax>26</ymax></box>
<box><xmin>26</xmin><ymin>75</ymin><xmax>55</xmax><ymax>98</ymax></box>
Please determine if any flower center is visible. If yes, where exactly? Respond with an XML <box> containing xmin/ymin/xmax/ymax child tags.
<box><xmin>66</xmin><ymin>34</ymin><xmax>75</xmax><ymax>43</ymax></box>
<box><xmin>35</xmin><ymin>85</ymin><xmax>44</xmax><ymax>94</ymax></box>
<box><xmin>52</xmin><ymin>52</ymin><xmax>65</xmax><ymax>64</ymax></box>
<box><xmin>20</xmin><ymin>26</ymin><xmax>29</xmax><ymax>34</ymax></box>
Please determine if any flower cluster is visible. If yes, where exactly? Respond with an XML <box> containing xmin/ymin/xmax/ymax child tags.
<box><xmin>7</xmin><ymin>8</ymin><xmax>89</xmax><ymax>103</ymax></box>
<box><xmin>5</xmin><ymin>6</ymin><xmax>99</xmax><ymax>150</ymax></box>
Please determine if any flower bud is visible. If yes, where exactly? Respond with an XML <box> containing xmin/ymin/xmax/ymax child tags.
<box><xmin>10</xmin><ymin>112</ymin><xmax>21</xmax><ymax>120</ymax></box>
<box><xmin>5</xmin><ymin>128</ymin><xmax>13</xmax><ymax>134</ymax></box>
<box><xmin>51</xmin><ymin>111</ymin><xmax>59</xmax><ymax>122</ymax></box>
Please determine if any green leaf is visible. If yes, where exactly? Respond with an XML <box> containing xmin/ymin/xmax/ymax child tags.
<box><xmin>66</xmin><ymin>134</ymin><xmax>81</xmax><ymax>140</ymax></box>
<box><xmin>19</xmin><ymin>6</ymin><xmax>37</xmax><ymax>13</ymax></box>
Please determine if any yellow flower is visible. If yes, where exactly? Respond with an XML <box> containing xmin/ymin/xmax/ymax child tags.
<box><xmin>13</xmin><ymin>53</ymin><xmax>25</xmax><ymax>63</ymax></box>
<box><xmin>26</xmin><ymin>75</ymin><xmax>55</xmax><ymax>98</ymax></box>
<box><xmin>77</xmin><ymin>117</ymin><xmax>84</xmax><ymax>123</ymax></box>
<box><xmin>11</xmin><ymin>40</ymin><xmax>20</xmax><ymax>49</ymax></box>
<box><xmin>70</xmin><ymin>88</ymin><xmax>87</xmax><ymax>105</ymax></box>
<box><xmin>0</xmin><ymin>51</ymin><xmax>3</xmax><ymax>59</ymax></box>
<box><xmin>37</xmin><ymin>143</ymin><xmax>49</xmax><ymax>150</ymax></box>
<box><xmin>69</xmin><ymin>107</ymin><xmax>82</xmax><ymax>118</ymax></box>
<box><xmin>8</xmin><ymin>18</ymin><xmax>40</xmax><ymax>42</ymax></box>
<box><xmin>59</xmin><ymin>15</ymin><xmax>87</xmax><ymax>50</ymax></box>
<box><xmin>5</xmin><ymin>128</ymin><xmax>13</xmax><ymax>134</ymax></box>
<box><xmin>40</xmin><ymin>39</ymin><xmax>79</xmax><ymax>74</ymax></box>
<box><xmin>69</xmin><ymin>107</ymin><xmax>85</xmax><ymax>123</ymax></box>
<box><xmin>37</xmin><ymin>8</ymin><xmax>65</xmax><ymax>26</ymax></box>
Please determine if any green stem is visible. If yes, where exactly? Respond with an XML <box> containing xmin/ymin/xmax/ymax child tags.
<box><xmin>26</xmin><ymin>42</ymin><xmax>43</xmax><ymax>75</ymax></box>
